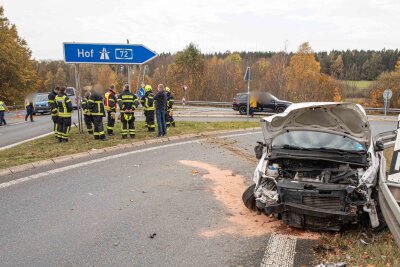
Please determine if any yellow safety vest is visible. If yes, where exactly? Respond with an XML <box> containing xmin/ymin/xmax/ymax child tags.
<box><xmin>0</xmin><ymin>101</ymin><xmax>5</xmax><ymax>111</ymax></box>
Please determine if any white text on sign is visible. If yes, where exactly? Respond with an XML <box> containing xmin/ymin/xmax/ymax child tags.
<box><xmin>77</xmin><ymin>49</ymin><xmax>94</xmax><ymax>58</ymax></box>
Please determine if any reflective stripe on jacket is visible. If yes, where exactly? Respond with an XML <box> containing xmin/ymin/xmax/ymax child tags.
<box><xmin>118</xmin><ymin>91</ymin><xmax>139</xmax><ymax>113</ymax></box>
<box><xmin>141</xmin><ymin>92</ymin><xmax>155</xmax><ymax>111</ymax></box>
<box><xmin>88</xmin><ymin>92</ymin><xmax>105</xmax><ymax>116</ymax></box>
<box><xmin>48</xmin><ymin>91</ymin><xmax>58</xmax><ymax>116</ymax></box>
<box><xmin>104</xmin><ymin>90</ymin><xmax>116</xmax><ymax>112</ymax></box>
<box><xmin>55</xmin><ymin>94</ymin><xmax>73</xmax><ymax>117</ymax></box>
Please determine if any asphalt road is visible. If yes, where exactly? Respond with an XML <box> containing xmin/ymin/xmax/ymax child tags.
<box><xmin>0</xmin><ymin>107</ymin><xmax>396</xmax><ymax>149</ymax></box>
<box><xmin>0</xmin><ymin>120</ymin><xmax>397</xmax><ymax>267</ymax></box>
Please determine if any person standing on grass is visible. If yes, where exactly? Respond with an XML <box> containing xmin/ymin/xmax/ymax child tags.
<box><xmin>104</xmin><ymin>85</ymin><xmax>117</xmax><ymax>136</ymax></box>
<box><xmin>24</xmin><ymin>97</ymin><xmax>34</xmax><ymax>122</ymax></box>
<box><xmin>118</xmin><ymin>84</ymin><xmax>139</xmax><ymax>139</ymax></box>
<box><xmin>88</xmin><ymin>84</ymin><xmax>106</xmax><ymax>141</ymax></box>
<box><xmin>48</xmin><ymin>86</ymin><xmax>60</xmax><ymax>138</ymax></box>
<box><xmin>82</xmin><ymin>91</ymin><xmax>94</xmax><ymax>134</ymax></box>
<box><xmin>0</xmin><ymin>99</ymin><xmax>10</xmax><ymax>126</ymax></box>
<box><xmin>55</xmin><ymin>86</ymin><xmax>73</xmax><ymax>143</ymax></box>
<box><xmin>154</xmin><ymin>84</ymin><xmax>167</xmax><ymax>137</ymax></box>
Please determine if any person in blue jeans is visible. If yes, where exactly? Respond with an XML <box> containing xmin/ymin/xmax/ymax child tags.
<box><xmin>154</xmin><ymin>84</ymin><xmax>167</xmax><ymax>137</ymax></box>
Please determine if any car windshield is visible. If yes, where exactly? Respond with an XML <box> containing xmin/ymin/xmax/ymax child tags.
<box><xmin>34</xmin><ymin>94</ymin><xmax>48</xmax><ymax>102</ymax></box>
<box><xmin>66</xmin><ymin>88</ymin><xmax>75</xmax><ymax>96</ymax></box>
<box><xmin>272</xmin><ymin>131</ymin><xmax>366</xmax><ymax>152</ymax></box>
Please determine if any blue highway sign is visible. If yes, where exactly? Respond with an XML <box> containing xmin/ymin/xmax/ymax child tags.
<box><xmin>63</xmin><ymin>43</ymin><xmax>157</xmax><ymax>64</ymax></box>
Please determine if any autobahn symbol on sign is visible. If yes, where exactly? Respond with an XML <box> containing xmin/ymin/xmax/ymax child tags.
<box><xmin>63</xmin><ymin>43</ymin><xmax>158</xmax><ymax>64</ymax></box>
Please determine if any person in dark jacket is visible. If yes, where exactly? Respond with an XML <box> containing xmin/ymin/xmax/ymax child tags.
<box><xmin>48</xmin><ymin>86</ymin><xmax>60</xmax><ymax>138</ymax></box>
<box><xmin>118</xmin><ymin>84</ymin><xmax>139</xmax><ymax>139</ymax></box>
<box><xmin>104</xmin><ymin>85</ymin><xmax>117</xmax><ymax>135</ymax></box>
<box><xmin>153</xmin><ymin>84</ymin><xmax>167</xmax><ymax>137</ymax></box>
<box><xmin>55</xmin><ymin>86</ymin><xmax>73</xmax><ymax>142</ymax></box>
<box><xmin>88</xmin><ymin>85</ymin><xmax>106</xmax><ymax>140</ymax></box>
<box><xmin>165</xmin><ymin>87</ymin><xmax>175</xmax><ymax>127</ymax></box>
<box><xmin>82</xmin><ymin>91</ymin><xmax>93</xmax><ymax>134</ymax></box>
<box><xmin>24</xmin><ymin>97</ymin><xmax>34</xmax><ymax>122</ymax></box>
<box><xmin>141</xmin><ymin>85</ymin><xmax>155</xmax><ymax>132</ymax></box>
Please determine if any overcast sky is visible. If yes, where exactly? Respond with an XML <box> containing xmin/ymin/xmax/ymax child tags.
<box><xmin>2</xmin><ymin>0</ymin><xmax>399</xmax><ymax>60</ymax></box>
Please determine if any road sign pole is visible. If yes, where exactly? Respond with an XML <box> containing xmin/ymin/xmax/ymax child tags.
<box><xmin>244</xmin><ymin>66</ymin><xmax>251</xmax><ymax>121</ymax></box>
<box><xmin>74</xmin><ymin>64</ymin><xmax>83</xmax><ymax>134</ymax></box>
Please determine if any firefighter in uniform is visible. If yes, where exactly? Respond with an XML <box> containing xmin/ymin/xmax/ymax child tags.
<box><xmin>55</xmin><ymin>87</ymin><xmax>73</xmax><ymax>142</ymax></box>
<box><xmin>104</xmin><ymin>85</ymin><xmax>117</xmax><ymax>135</ymax></box>
<box><xmin>48</xmin><ymin>86</ymin><xmax>60</xmax><ymax>138</ymax></box>
<box><xmin>165</xmin><ymin>87</ymin><xmax>175</xmax><ymax>127</ymax></box>
<box><xmin>88</xmin><ymin>87</ymin><xmax>106</xmax><ymax>140</ymax></box>
<box><xmin>81</xmin><ymin>91</ymin><xmax>93</xmax><ymax>134</ymax></box>
<box><xmin>141</xmin><ymin>85</ymin><xmax>155</xmax><ymax>132</ymax></box>
<box><xmin>118</xmin><ymin>84</ymin><xmax>139</xmax><ymax>139</ymax></box>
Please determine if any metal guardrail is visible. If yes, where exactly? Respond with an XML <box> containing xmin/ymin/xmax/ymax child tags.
<box><xmin>379</xmin><ymin>114</ymin><xmax>400</xmax><ymax>248</ymax></box>
<box><xmin>176</xmin><ymin>100</ymin><xmax>400</xmax><ymax>113</ymax></box>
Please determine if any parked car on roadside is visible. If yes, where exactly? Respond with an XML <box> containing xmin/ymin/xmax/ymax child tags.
<box><xmin>242</xmin><ymin>102</ymin><xmax>392</xmax><ymax>231</ymax></box>
<box><xmin>32</xmin><ymin>93</ymin><xmax>51</xmax><ymax>115</ymax></box>
<box><xmin>232</xmin><ymin>92</ymin><xmax>291</xmax><ymax>115</ymax></box>
<box><xmin>66</xmin><ymin>87</ymin><xmax>78</xmax><ymax>109</ymax></box>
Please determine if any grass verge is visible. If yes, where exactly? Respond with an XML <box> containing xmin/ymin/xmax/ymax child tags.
<box><xmin>0</xmin><ymin>121</ymin><xmax>259</xmax><ymax>170</ymax></box>
<box><xmin>343</xmin><ymin>80</ymin><xmax>373</xmax><ymax>90</ymax></box>
<box><xmin>314</xmin><ymin>147</ymin><xmax>399</xmax><ymax>266</ymax></box>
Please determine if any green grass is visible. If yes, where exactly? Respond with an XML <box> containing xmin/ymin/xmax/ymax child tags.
<box><xmin>315</xmin><ymin>229</ymin><xmax>399</xmax><ymax>266</ymax></box>
<box><xmin>314</xmin><ymin>147</ymin><xmax>398</xmax><ymax>266</ymax></box>
<box><xmin>0</xmin><ymin>121</ymin><xmax>259</xmax><ymax>170</ymax></box>
<box><xmin>343</xmin><ymin>80</ymin><xmax>372</xmax><ymax>90</ymax></box>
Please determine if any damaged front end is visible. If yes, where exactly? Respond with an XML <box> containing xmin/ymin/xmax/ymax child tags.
<box><xmin>251</xmin><ymin>152</ymin><xmax>380</xmax><ymax>231</ymax></box>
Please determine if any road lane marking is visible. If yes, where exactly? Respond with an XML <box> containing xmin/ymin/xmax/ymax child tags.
<box><xmin>260</xmin><ymin>234</ymin><xmax>297</xmax><ymax>267</ymax></box>
<box><xmin>0</xmin><ymin>131</ymin><xmax>262</xmax><ymax>190</ymax></box>
<box><xmin>0</xmin><ymin>132</ymin><xmax>54</xmax><ymax>151</ymax></box>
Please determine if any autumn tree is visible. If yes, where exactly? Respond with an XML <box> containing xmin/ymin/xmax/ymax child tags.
<box><xmin>331</xmin><ymin>55</ymin><xmax>344</xmax><ymax>79</ymax></box>
<box><xmin>286</xmin><ymin>42</ymin><xmax>321</xmax><ymax>101</ymax></box>
<box><xmin>96</xmin><ymin>65</ymin><xmax>116</xmax><ymax>89</ymax></box>
<box><xmin>0</xmin><ymin>6</ymin><xmax>37</xmax><ymax>103</ymax></box>
<box><xmin>395</xmin><ymin>58</ymin><xmax>400</xmax><ymax>72</ymax></box>
<box><xmin>369</xmin><ymin>71</ymin><xmax>400</xmax><ymax>107</ymax></box>
<box><xmin>171</xmin><ymin>43</ymin><xmax>204</xmax><ymax>101</ymax></box>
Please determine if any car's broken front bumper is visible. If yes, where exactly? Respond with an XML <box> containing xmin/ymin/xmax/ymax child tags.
<box><xmin>256</xmin><ymin>180</ymin><xmax>358</xmax><ymax>231</ymax></box>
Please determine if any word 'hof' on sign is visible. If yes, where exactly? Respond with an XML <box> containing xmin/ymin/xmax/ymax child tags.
<box><xmin>63</xmin><ymin>43</ymin><xmax>158</xmax><ymax>64</ymax></box>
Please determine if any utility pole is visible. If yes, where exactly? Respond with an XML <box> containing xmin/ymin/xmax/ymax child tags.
<box><xmin>244</xmin><ymin>66</ymin><xmax>251</xmax><ymax>121</ymax></box>
<box><xmin>127</xmin><ymin>39</ymin><xmax>131</xmax><ymax>86</ymax></box>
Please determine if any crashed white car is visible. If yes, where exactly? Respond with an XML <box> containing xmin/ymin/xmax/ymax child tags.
<box><xmin>243</xmin><ymin>102</ymin><xmax>389</xmax><ymax>231</ymax></box>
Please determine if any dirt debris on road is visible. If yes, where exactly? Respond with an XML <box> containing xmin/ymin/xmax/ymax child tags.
<box><xmin>180</xmin><ymin>160</ymin><xmax>319</xmax><ymax>239</ymax></box>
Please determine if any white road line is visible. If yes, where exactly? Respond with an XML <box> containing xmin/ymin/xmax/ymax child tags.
<box><xmin>0</xmin><ymin>131</ymin><xmax>261</xmax><ymax>190</ymax></box>
<box><xmin>260</xmin><ymin>234</ymin><xmax>297</xmax><ymax>267</ymax></box>
<box><xmin>0</xmin><ymin>131</ymin><xmax>54</xmax><ymax>151</ymax></box>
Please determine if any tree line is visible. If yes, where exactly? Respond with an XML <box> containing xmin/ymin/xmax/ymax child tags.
<box><xmin>0</xmin><ymin>5</ymin><xmax>399</xmax><ymax>106</ymax></box>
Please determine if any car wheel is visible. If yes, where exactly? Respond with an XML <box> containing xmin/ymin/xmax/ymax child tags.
<box><xmin>276</xmin><ymin>106</ymin><xmax>286</xmax><ymax>113</ymax></box>
<box><xmin>239</xmin><ymin>105</ymin><xmax>247</xmax><ymax>115</ymax></box>
<box><xmin>242</xmin><ymin>184</ymin><xmax>256</xmax><ymax>211</ymax></box>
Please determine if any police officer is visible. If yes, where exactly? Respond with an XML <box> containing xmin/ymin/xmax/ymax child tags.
<box><xmin>48</xmin><ymin>86</ymin><xmax>60</xmax><ymax>138</ymax></box>
<box><xmin>165</xmin><ymin>87</ymin><xmax>175</xmax><ymax>127</ymax></box>
<box><xmin>104</xmin><ymin>85</ymin><xmax>117</xmax><ymax>135</ymax></box>
<box><xmin>88</xmin><ymin>85</ymin><xmax>106</xmax><ymax>140</ymax></box>
<box><xmin>118</xmin><ymin>84</ymin><xmax>139</xmax><ymax>139</ymax></box>
<box><xmin>55</xmin><ymin>86</ymin><xmax>73</xmax><ymax>142</ymax></box>
<box><xmin>141</xmin><ymin>85</ymin><xmax>155</xmax><ymax>132</ymax></box>
<box><xmin>81</xmin><ymin>91</ymin><xmax>93</xmax><ymax>134</ymax></box>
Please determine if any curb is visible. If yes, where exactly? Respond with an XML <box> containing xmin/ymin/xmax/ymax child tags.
<box><xmin>0</xmin><ymin>127</ymin><xmax>260</xmax><ymax>177</ymax></box>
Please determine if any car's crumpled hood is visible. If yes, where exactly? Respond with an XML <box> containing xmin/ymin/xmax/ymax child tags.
<box><xmin>261</xmin><ymin>102</ymin><xmax>371</xmax><ymax>146</ymax></box>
